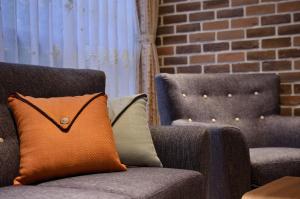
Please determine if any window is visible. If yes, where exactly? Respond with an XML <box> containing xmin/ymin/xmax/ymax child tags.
<box><xmin>0</xmin><ymin>0</ymin><xmax>139</xmax><ymax>98</ymax></box>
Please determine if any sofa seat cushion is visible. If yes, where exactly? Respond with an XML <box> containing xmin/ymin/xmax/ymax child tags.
<box><xmin>39</xmin><ymin>167</ymin><xmax>204</xmax><ymax>199</ymax></box>
<box><xmin>0</xmin><ymin>186</ymin><xmax>129</xmax><ymax>199</ymax></box>
<box><xmin>250</xmin><ymin>147</ymin><xmax>300</xmax><ymax>186</ymax></box>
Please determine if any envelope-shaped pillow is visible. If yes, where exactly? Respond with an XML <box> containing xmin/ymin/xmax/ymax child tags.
<box><xmin>8</xmin><ymin>92</ymin><xmax>126</xmax><ymax>185</ymax></box>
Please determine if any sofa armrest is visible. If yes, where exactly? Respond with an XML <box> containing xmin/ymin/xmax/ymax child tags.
<box><xmin>150</xmin><ymin>125</ymin><xmax>251</xmax><ymax>199</ymax></box>
<box><xmin>262</xmin><ymin>115</ymin><xmax>300</xmax><ymax>147</ymax></box>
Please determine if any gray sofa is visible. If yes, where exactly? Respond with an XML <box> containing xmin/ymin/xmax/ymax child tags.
<box><xmin>156</xmin><ymin>73</ymin><xmax>300</xmax><ymax>199</ymax></box>
<box><xmin>0</xmin><ymin>62</ymin><xmax>210</xmax><ymax>199</ymax></box>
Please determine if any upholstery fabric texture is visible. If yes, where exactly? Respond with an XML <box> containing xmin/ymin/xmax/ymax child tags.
<box><xmin>150</xmin><ymin>125</ymin><xmax>250</xmax><ymax>199</ymax></box>
<box><xmin>0</xmin><ymin>186</ymin><xmax>129</xmax><ymax>199</ymax></box>
<box><xmin>8</xmin><ymin>92</ymin><xmax>126</xmax><ymax>185</ymax></box>
<box><xmin>39</xmin><ymin>167</ymin><xmax>203</xmax><ymax>199</ymax></box>
<box><xmin>156</xmin><ymin>73</ymin><xmax>280</xmax><ymax>148</ymax></box>
<box><xmin>0</xmin><ymin>62</ymin><xmax>106</xmax><ymax>187</ymax></box>
<box><xmin>250</xmin><ymin>148</ymin><xmax>300</xmax><ymax>186</ymax></box>
<box><xmin>109</xmin><ymin>94</ymin><xmax>162</xmax><ymax>167</ymax></box>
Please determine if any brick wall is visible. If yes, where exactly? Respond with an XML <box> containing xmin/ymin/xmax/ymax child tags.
<box><xmin>156</xmin><ymin>0</ymin><xmax>300</xmax><ymax>116</ymax></box>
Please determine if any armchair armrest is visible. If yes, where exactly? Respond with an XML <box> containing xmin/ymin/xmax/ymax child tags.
<box><xmin>262</xmin><ymin>115</ymin><xmax>300</xmax><ymax>148</ymax></box>
<box><xmin>150</xmin><ymin>125</ymin><xmax>251</xmax><ymax>199</ymax></box>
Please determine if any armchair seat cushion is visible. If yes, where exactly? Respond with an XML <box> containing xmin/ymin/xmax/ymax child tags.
<box><xmin>250</xmin><ymin>147</ymin><xmax>300</xmax><ymax>186</ymax></box>
<box><xmin>39</xmin><ymin>167</ymin><xmax>203</xmax><ymax>199</ymax></box>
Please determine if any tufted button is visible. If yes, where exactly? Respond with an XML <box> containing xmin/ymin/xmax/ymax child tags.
<box><xmin>260</xmin><ymin>115</ymin><xmax>265</xmax><ymax>120</ymax></box>
<box><xmin>188</xmin><ymin>118</ymin><xmax>193</xmax><ymax>122</ymax></box>
<box><xmin>60</xmin><ymin>117</ymin><xmax>69</xmax><ymax>125</ymax></box>
<box><xmin>182</xmin><ymin>93</ymin><xmax>187</xmax><ymax>97</ymax></box>
<box><xmin>227</xmin><ymin>93</ymin><xmax>232</xmax><ymax>98</ymax></box>
<box><xmin>235</xmin><ymin>117</ymin><xmax>240</xmax><ymax>121</ymax></box>
<box><xmin>254</xmin><ymin>91</ymin><xmax>259</xmax><ymax>95</ymax></box>
<box><xmin>203</xmin><ymin>94</ymin><xmax>208</xmax><ymax>99</ymax></box>
<box><xmin>211</xmin><ymin>118</ymin><xmax>216</xmax><ymax>123</ymax></box>
<box><xmin>0</xmin><ymin>137</ymin><xmax>4</xmax><ymax>143</ymax></box>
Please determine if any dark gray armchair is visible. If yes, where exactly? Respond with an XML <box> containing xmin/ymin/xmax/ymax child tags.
<box><xmin>156</xmin><ymin>73</ymin><xmax>300</xmax><ymax>198</ymax></box>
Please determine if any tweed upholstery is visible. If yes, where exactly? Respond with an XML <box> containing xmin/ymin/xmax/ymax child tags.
<box><xmin>156</xmin><ymin>73</ymin><xmax>280</xmax><ymax>148</ymax></box>
<box><xmin>150</xmin><ymin>125</ymin><xmax>250</xmax><ymax>199</ymax></box>
<box><xmin>0</xmin><ymin>186</ymin><xmax>129</xmax><ymax>199</ymax></box>
<box><xmin>39</xmin><ymin>167</ymin><xmax>203</xmax><ymax>199</ymax></box>
<box><xmin>250</xmin><ymin>148</ymin><xmax>300</xmax><ymax>186</ymax></box>
<box><xmin>0</xmin><ymin>62</ymin><xmax>106</xmax><ymax>187</ymax></box>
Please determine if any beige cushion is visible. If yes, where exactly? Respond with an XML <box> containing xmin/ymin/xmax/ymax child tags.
<box><xmin>109</xmin><ymin>94</ymin><xmax>162</xmax><ymax>167</ymax></box>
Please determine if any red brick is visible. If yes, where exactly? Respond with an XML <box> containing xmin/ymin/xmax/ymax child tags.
<box><xmin>157</xmin><ymin>26</ymin><xmax>174</xmax><ymax>35</ymax></box>
<box><xmin>204</xmin><ymin>64</ymin><xmax>230</xmax><ymax>73</ymax></box>
<box><xmin>295</xmin><ymin>60</ymin><xmax>300</xmax><ymax>69</ymax></box>
<box><xmin>157</xmin><ymin>47</ymin><xmax>174</xmax><ymax>56</ymax></box>
<box><xmin>203</xmin><ymin>0</ymin><xmax>229</xmax><ymax>9</ymax></box>
<box><xmin>232</xmin><ymin>0</ymin><xmax>258</xmax><ymax>6</ymax></box>
<box><xmin>159</xmin><ymin>5</ymin><xmax>174</xmax><ymax>15</ymax></box>
<box><xmin>190</xmin><ymin>54</ymin><xmax>215</xmax><ymax>64</ymax></box>
<box><xmin>217</xmin><ymin>8</ymin><xmax>243</xmax><ymax>18</ymax></box>
<box><xmin>163</xmin><ymin>14</ymin><xmax>187</xmax><ymax>24</ymax></box>
<box><xmin>232</xmin><ymin>62</ymin><xmax>260</xmax><ymax>72</ymax></box>
<box><xmin>203</xmin><ymin>42</ymin><xmax>229</xmax><ymax>52</ymax></box>
<box><xmin>294</xmin><ymin>108</ymin><xmax>300</xmax><ymax>116</ymax></box>
<box><xmin>176</xmin><ymin>45</ymin><xmax>201</xmax><ymax>54</ymax></box>
<box><xmin>190</xmin><ymin>32</ymin><xmax>215</xmax><ymax>42</ymax></box>
<box><xmin>217</xmin><ymin>30</ymin><xmax>244</xmax><ymax>40</ymax></box>
<box><xmin>177</xmin><ymin>65</ymin><xmax>202</xmax><ymax>73</ymax></box>
<box><xmin>218</xmin><ymin>52</ymin><xmax>244</xmax><ymax>63</ymax></box>
<box><xmin>295</xmin><ymin>13</ymin><xmax>300</xmax><ymax>21</ymax></box>
<box><xmin>294</xmin><ymin>84</ymin><xmax>300</xmax><ymax>94</ymax></box>
<box><xmin>294</xmin><ymin>37</ymin><xmax>300</xmax><ymax>46</ymax></box>
<box><xmin>278</xmin><ymin>1</ymin><xmax>300</xmax><ymax>12</ymax></box>
<box><xmin>163</xmin><ymin>35</ymin><xmax>187</xmax><ymax>45</ymax></box>
<box><xmin>281</xmin><ymin>107</ymin><xmax>292</xmax><ymax>116</ymax></box>
<box><xmin>232</xmin><ymin>40</ymin><xmax>259</xmax><ymax>50</ymax></box>
<box><xmin>262</xmin><ymin>60</ymin><xmax>292</xmax><ymax>71</ymax></box>
<box><xmin>280</xmin><ymin>96</ymin><xmax>300</xmax><ymax>106</ymax></box>
<box><xmin>246</xmin><ymin>4</ymin><xmax>275</xmax><ymax>16</ymax></box>
<box><xmin>231</xmin><ymin>17</ymin><xmax>258</xmax><ymax>28</ymax></box>
<box><xmin>247</xmin><ymin>50</ymin><xmax>275</xmax><ymax>60</ymax></box>
<box><xmin>262</xmin><ymin>38</ymin><xmax>291</xmax><ymax>48</ymax></box>
<box><xmin>160</xmin><ymin>67</ymin><xmax>175</xmax><ymax>74</ymax></box>
<box><xmin>156</xmin><ymin>38</ymin><xmax>161</xmax><ymax>46</ymax></box>
<box><xmin>176</xmin><ymin>23</ymin><xmax>200</xmax><ymax>33</ymax></box>
<box><xmin>278</xmin><ymin>24</ymin><xmax>300</xmax><ymax>35</ymax></box>
<box><xmin>279</xmin><ymin>49</ymin><xmax>300</xmax><ymax>58</ymax></box>
<box><xmin>164</xmin><ymin>56</ymin><xmax>187</xmax><ymax>65</ymax></box>
<box><xmin>176</xmin><ymin>2</ymin><xmax>200</xmax><ymax>12</ymax></box>
<box><xmin>247</xmin><ymin>27</ymin><xmax>275</xmax><ymax>38</ymax></box>
<box><xmin>279</xmin><ymin>72</ymin><xmax>300</xmax><ymax>83</ymax></box>
<box><xmin>261</xmin><ymin>14</ymin><xmax>291</xmax><ymax>25</ymax></box>
<box><xmin>280</xmin><ymin>84</ymin><xmax>292</xmax><ymax>95</ymax></box>
<box><xmin>203</xmin><ymin>20</ymin><xmax>229</xmax><ymax>31</ymax></box>
<box><xmin>189</xmin><ymin>12</ymin><xmax>214</xmax><ymax>22</ymax></box>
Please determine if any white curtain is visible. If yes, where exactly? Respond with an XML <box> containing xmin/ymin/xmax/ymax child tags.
<box><xmin>0</xmin><ymin>0</ymin><xmax>139</xmax><ymax>98</ymax></box>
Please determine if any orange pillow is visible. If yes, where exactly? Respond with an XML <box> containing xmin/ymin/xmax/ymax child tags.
<box><xmin>8</xmin><ymin>92</ymin><xmax>126</xmax><ymax>185</ymax></box>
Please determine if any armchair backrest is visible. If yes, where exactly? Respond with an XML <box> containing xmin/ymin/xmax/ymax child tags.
<box><xmin>156</xmin><ymin>73</ymin><xmax>280</xmax><ymax>147</ymax></box>
<box><xmin>0</xmin><ymin>62</ymin><xmax>106</xmax><ymax>187</ymax></box>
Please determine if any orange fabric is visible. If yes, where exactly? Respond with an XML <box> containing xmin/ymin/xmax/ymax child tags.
<box><xmin>8</xmin><ymin>92</ymin><xmax>126</xmax><ymax>185</ymax></box>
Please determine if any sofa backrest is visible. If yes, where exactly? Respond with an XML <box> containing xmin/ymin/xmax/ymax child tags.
<box><xmin>156</xmin><ymin>73</ymin><xmax>280</xmax><ymax>147</ymax></box>
<box><xmin>0</xmin><ymin>62</ymin><xmax>106</xmax><ymax>187</ymax></box>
